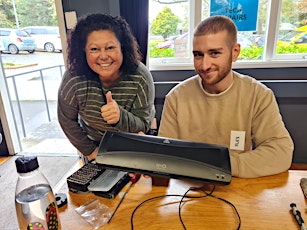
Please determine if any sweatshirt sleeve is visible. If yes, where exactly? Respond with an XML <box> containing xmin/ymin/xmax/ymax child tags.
<box><xmin>113</xmin><ymin>63</ymin><xmax>155</xmax><ymax>133</ymax></box>
<box><xmin>230</xmin><ymin>88</ymin><xmax>294</xmax><ymax>178</ymax></box>
<box><xmin>57</xmin><ymin>72</ymin><xmax>97</xmax><ymax>155</ymax></box>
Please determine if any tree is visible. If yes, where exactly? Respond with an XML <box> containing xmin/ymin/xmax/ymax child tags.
<box><xmin>151</xmin><ymin>6</ymin><xmax>180</xmax><ymax>39</ymax></box>
<box><xmin>180</xmin><ymin>3</ymin><xmax>188</xmax><ymax>33</ymax></box>
<box><xmin>256</xmin><ymin>0</ymin><xmax>268</xmax><ymax>34</ymax></box>
<box><xmin>0</xmin><ymin>0</ymin><xmax>16</xmax><ymax>27</ymax></box>
<box><xmin>281</xmin><ymin>0</ymin><xmax>297</xmax><ymax>24</ymax></box>
<box><xmin>298</xmin><ymin>0</ymin><xmax>307</xmax><ymax>26</ymax></box>
<box><xmin>16</xmin><ymin>0</ymin><xmax>57</xmax><ymax>27</ymax></box>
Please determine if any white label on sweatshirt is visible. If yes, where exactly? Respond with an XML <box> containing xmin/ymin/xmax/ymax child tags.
<box><xmin>230</xmin><ymin>130</ymin><xmax>245</xmax><ymax>151</ymax></box>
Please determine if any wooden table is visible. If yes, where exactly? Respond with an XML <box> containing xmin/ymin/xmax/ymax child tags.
<box><xmin>58</xmin><ymin>170</ymin><xmax>307</xmax><ymax>229</ymax></box>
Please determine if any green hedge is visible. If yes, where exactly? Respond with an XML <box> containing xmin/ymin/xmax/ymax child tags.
<box><xmin>149</xmin><ymin>41</ymin><xmax>307</xmax><ymax>60</ymax></box>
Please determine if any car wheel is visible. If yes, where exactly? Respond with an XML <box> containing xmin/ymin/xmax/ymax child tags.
<box><xmin>44</xmin><ymin>42</ymin><xmax>55</xmax><ymax>52</ymax></box>
<box><xmin>8</xmin><ymin>44</ymin><xmax>19</xmax><ymax>54</ymax></box>
<box><xmin>28</xmin><ymin>50</ymin><xmax>35</xmax><ymax>54</ymax></box>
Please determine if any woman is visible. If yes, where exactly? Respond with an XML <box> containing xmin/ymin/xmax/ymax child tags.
<box><xmin>58</xmin><ymin>13</ymin><xmax>155</xmax><ymax>161</ymax></box>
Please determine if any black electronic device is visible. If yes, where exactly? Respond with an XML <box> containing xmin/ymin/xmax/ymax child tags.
<box><xmin>95</xmin><ymin>131</ymin><xmax>232</xmax><ymax>185</ymax></box>
<box><xmin>67</xmin><ymin>162</ymin><xmax>105</xmax><ymax>193</ymax></box>
<box><xmin>66</xmin><ymin>161</ymin><xmax>130</xmax><ymax>198</ymax></box>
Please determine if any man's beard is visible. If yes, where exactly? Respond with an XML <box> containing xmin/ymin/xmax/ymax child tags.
<box><xmin>199</xmin><ymin>53</ymin><xmax>233</xmax><ymax>86</ymax></box>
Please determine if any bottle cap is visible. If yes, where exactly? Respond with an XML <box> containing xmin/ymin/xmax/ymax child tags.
<box><xmin>15</xmin><ymin>156</ymin><xmax>39</xmax><ymax>173</ymax></box>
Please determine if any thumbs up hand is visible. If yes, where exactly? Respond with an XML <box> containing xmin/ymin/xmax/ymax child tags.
<box><xmin>101</xmin><ymin>91</ymin><xmax>120</xmax><ymax>124</ymax></box>
<box><xmin>106</xmin><ymin>90</ymin><xmax>113</xmax><ymax>104</ymax></box>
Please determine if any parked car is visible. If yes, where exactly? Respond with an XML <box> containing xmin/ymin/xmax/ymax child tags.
<box><xmin>277</xmin><ymin>28</ymin><xmax>307</xmax><ymax>49</ymax></box>
<box><xmin>0</xmin><ymin>38</ymin><xmax>4</xmax><ymax>50</ymax></box>
<box><xmin>156</xmin><ymin>33</ymin><xmax>188</xmax><ymax>49</ymax></box>
<box><xmin>22</xmin><ymin>26</ymin><xmax>62</xmax><ymax>52</ymax></box>
<box><xmin>254</xmin><ymin>35</ymin><xmax>265</xmax><ymax>47</ymax></box>
<box><xmin>157</xmin><ymin>33</ymin><xmax>252</xmax><ymax>50</ymax></box>
<box><xmin>156</xmin><ymin>35</ymin><xmax>178</xmax><ymax>49</ymax></box>
<box><xmin>237</xmin><ymin>34</ymin><xmax>253</xmax><ymax>49</ymax></box>
<box><xmin>176</xmin><ymin>32</ymin><xmax>188</xmax><ymax>41</ymax></box>
<box><xmin>0</xmin><ymin>28</ymin><xmax>36</xmax><ymax>54</ymax></box>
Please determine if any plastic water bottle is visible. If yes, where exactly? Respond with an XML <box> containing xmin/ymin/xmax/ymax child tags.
<box><xmin>15</xmin><ymin>156</ymin><xmax>61</xmax><ymax>230</ymax></box>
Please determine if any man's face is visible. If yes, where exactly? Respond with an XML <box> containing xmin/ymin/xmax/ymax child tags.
<box><xmin>193</xmin><ymin>30</ymin><xmax>240</xmax><ymax>93</ymax></box>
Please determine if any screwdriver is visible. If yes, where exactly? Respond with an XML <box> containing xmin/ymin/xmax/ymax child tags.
<box><xmin>108</xmin><ymin>173</ymin><xmax>141</xmax><ymax>223</ymax></box>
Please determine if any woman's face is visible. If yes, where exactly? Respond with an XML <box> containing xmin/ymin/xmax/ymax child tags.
<box><xmin>85</xmin><ymin>30</ymin><xmax>123</xmax><ymax>87</ymax></box>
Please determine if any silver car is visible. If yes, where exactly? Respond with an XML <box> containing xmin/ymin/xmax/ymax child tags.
<box><xmin>22</xmin><ymin>26</ymin><xmax>62</xmax><ymax>52</ymax></box>
<box><xmin>0</xmin><ymin>28</ymin><xmax>36</xmax><ymax>54</ymax></box>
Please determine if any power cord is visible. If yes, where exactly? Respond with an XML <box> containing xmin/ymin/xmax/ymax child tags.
<box><xmin>178</xmin><ymin>186</ymin><xmax>241</xmax><ymax>230</ymax></box>
<box><xmin>178</xmin><ymin>186</ymin><xmax>215</xmax><ymax>229</ymax></box>
<box><xmin>130</xmin><ymin>185</ymin><xmax>241</xmax><ymax>230</ymax></box>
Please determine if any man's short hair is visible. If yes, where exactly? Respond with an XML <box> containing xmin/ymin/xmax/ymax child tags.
<box><xmin>194</xmin><ymin>16</ymin><xmax>238</xmax><ymax>47</ymax></box>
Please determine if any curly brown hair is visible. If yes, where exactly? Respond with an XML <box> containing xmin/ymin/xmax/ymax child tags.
<box><xmin>67</xmin><ymin>13</ymin><xmax>142</xmax><ymax>77</ymax></box>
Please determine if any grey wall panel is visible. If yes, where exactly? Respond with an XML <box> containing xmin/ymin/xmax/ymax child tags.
<box><xmin>151</xmin><ymin>67</ymin><xmax>307</xmax><ymax>82</ymax></box>
<box><xmin>279</xmin><ymin>104</ymin><xmax>307</xmax><ymax>163</ymax></box>
<box><xmin>62</xmin><ymin>0</ymin><xmax>119</xmax><ymax>18</ymax></box>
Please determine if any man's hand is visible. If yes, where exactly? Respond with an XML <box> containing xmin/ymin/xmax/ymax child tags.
<box><xmin>101</xmin><ymin>91</ymin><xmax>120</xmax><ymax>124</ymax></box>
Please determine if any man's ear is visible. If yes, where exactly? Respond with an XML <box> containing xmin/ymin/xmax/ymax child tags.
<box><xmin>232</xmin><ymin>43</ymin><xmax>241</xmax><ymax>62</ymax></box>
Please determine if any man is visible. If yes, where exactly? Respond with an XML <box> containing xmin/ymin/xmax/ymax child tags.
<box><xmin>158</xmin><ymin>16</ymin><xmax>294</xmax><ymax>178</ymax></box>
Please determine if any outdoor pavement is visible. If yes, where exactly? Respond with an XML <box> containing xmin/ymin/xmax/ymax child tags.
<box><xmin>3</xmin><ymin>51</ymin><xmax>64</xmax><ymax>101</ymax></box>
<box><xmin>1</xmin><ymin>52</ymin><xmax>77</xmax><ymax>156</ymax></box>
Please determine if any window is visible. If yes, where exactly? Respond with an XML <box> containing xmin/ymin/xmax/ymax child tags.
<box><xmin>148</xmin><ymin>0</ymin><xmax>307</xmax><ymax>70</ymax></box>
<box><xmin>148</xmin><ymin>0</ymin><xmax>191</xmax><ymax>68</ymax></box>
<box><xmin>276</xmin><ymin>0</ymin><xmax>307</xmax><ymax>59</ymax></box>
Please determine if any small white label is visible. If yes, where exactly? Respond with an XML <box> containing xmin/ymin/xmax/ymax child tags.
<box><xmin>230</xmin><ymin>130</ymin><xmax>245</xmax><ymax>151</ymax></box>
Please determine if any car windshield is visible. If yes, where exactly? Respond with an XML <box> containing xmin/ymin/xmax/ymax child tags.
<box><xmin>0</xmin><ymin>30</ymin><xmax>10</xmax><ymax>36</ymax></box>
<box><xmin>16</xmin><ymin>30</ymin><xmax>31</xmax><ymax>37</ymax></box>
<box><xmin>165</xmin><ymin>36</ymin><xmax>178</xmax><ymax>41</ymax></box>
<box><xmin>176</xmin><ymin>33</ymin><xmax>188</xmax><ymax>40</ymax></box>
<box><xmin>280</xmin><ymin>31</ymin><xmax>301</xmax><ymax>42</ymax></box>
<box><xmin>46</xmin><ymin>28</ymin><xmax>59</xmax><ymax>34</ymax></box>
